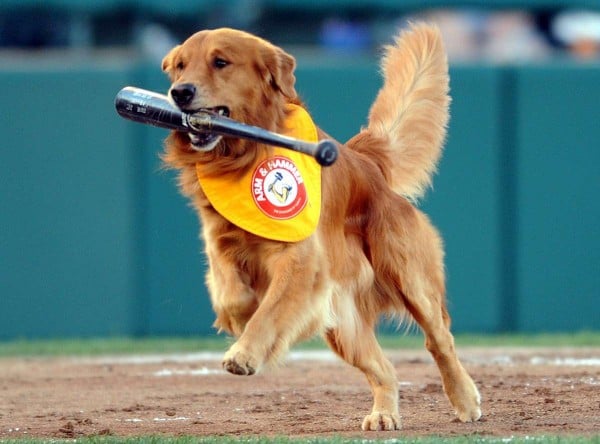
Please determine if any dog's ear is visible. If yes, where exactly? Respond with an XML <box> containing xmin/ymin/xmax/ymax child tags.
<box><xmin>161</xmin><ymin>45</ymin><xmax>181</xmax><ymax>74</ymax></box>
<box><xmin>261</xmin><ymin>44</ymin><xmax>297</xmax><ymax>99</ymax></box>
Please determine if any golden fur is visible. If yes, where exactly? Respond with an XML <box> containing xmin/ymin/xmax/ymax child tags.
<box><xmin>161</xmin><ymin>24</ymin><xmax>481</xmax><ymax>431</ymax></box>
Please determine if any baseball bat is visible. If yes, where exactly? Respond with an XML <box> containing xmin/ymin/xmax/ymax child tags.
<box><xmin>114</xmin><ymin>86</ymin><xmax>338</xmax><ymax>166</ymax></box>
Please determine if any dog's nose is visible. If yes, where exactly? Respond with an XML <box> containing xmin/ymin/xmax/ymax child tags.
<box><xmin>170</xmin><ymin>83</ymin><xmax>196</xmax><ymax>107</ymax></box>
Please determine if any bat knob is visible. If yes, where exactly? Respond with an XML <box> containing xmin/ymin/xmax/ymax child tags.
<box><xmin>314</xmin><ymin>140</ymin><xmax>338</xmax><ymax>167</ymax></box>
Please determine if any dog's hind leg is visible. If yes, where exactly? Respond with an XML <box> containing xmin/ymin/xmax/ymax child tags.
<box><xmin>400</xmin><ymin>256</ymin><xmax>482</xmax><ymax>422</ymax></box>
<box><xmin>372</xmin><ymin>205</ymin><xmax>482</xmax><ymax>423</ymax></box>
<box><xmin>324</xmin><ymin>309</ymin><xmax>400</xmax><ymax>431</ymax></box>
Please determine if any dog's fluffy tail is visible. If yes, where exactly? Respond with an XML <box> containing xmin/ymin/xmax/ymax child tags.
<box><xmin>365</xmin><ymin>23</ymin><xmax>449</xmax><ymax>200</ymax></box>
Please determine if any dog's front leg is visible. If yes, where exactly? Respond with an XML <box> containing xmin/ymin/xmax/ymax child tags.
<box><xmin>206</xmin><ymin>256</ymin><xmax>257</xmax><ymax>337</ymax></box>
<box><xmin>222</xmin><ymin>240</ymin><xmax>327</xmax><ymax>375</ymax></box>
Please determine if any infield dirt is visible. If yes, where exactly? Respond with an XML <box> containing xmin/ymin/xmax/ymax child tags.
<box><xmin>1</xmin><ymin>347</ymin><xmax>598</xmax><ymax>439</ymax></box>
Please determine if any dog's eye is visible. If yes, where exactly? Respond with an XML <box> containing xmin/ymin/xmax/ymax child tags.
<box><xmin>213</xmin><ymin>57</ymin><xmax>230</xmax><ymax>69</ymax></box>
<box><xmin>176</xmin><ymin>61</ymin><xmax>184</xmax><ymax>71</ymax></box>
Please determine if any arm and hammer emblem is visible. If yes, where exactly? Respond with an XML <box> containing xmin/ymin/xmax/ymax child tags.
<box><xmin>252</xmin><ymin>156</ymin><xmax>308</xmax><ymax>220</ymax></box>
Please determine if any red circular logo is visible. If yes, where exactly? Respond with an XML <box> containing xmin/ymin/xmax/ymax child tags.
<box><xmin>251</xmin><ymin>156</ymin><xmax>307</xmax><ymax>220</ymax></box>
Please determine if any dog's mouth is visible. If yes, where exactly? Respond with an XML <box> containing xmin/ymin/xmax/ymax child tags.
<box><xmin>188</xmin><ymin>106</ymin><xmax>230</xmax><ymax>152</ymax></box>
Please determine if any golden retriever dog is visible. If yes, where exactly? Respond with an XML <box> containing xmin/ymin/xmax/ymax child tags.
<box><xmin>160</xmin><ymin>23</ymin><xmax>482</xmax><ymax>431</ymax></box>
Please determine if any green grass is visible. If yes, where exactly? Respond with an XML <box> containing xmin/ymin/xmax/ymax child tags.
<box><xmin>0</xmin><ymin>335</ymin><xmax>230</xmax><ymax>357</ymax></box>
<box><xmin>452</xmin><ymin>331</ymin><xmax>600</xmax><ymax>348</ymax></box>
<box><xmin>1</xmin><ymin>435</ymin><xmax>599</xmax><ymax>443</ymax></box>
<box><xmin>0</xmin><ymin>331</ymin><xmax>598</xmax><ymax>358</ymax></box>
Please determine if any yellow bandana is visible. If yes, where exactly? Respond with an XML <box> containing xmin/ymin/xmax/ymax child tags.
<box><xmin>196</xmin><ymin>103</ymin><xmax>321</xmax><ymax>242</ymax></box>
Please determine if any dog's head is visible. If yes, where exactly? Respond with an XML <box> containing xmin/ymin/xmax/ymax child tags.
<box><xmin>162</xmin><ymin>28</ymin><xmax>297</xmax><ymax>153</ymax></box>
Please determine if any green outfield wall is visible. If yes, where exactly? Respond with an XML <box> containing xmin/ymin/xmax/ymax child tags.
<box><xmin>1</xmin><ymin>55</ymin><xmax>598</xmax><ymax>339</ymax></box>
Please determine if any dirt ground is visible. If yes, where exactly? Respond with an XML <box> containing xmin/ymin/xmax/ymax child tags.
<box><xmin>1</xmin><ymin>347</ymin><xmax>599</xmax><ymax>439</ymax></box>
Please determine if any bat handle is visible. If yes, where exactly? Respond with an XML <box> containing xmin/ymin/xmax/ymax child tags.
<box><xmin>313</xmin><ymin>140</ymin><xmax>338</xmax><ymax>167</ymax></box>
<box><xmin>189</xmin><ymin>112</ymin><xmax>339</xmax><ymax>166</ymax></box>
<box><xmin>291</xmin><ymin>139</ymin><xmax>338</xmax><ymax>167</ymax></box>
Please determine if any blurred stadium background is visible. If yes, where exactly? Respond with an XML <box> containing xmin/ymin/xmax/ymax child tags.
<box><xmin>0</xmin><ymin>1</ymin><xmax>598</xmax><ymax>340</ymax></box>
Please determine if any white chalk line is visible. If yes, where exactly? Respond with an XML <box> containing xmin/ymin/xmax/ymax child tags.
<box><xmin>78</xmin><ymin>350</ymin><xmax>600</xmax><ymax>368</ymax></box>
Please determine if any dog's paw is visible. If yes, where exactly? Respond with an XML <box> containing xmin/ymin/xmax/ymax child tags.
<box><xmin>361</xmin><ymin>412</ymin><xmax>401</xmax><ymax>431</ymax></box>
<box><xmin>456</xmin><ymin>406</ymin><xmax>482</xmax><ymax>423</ymax></box>
<box><xmin>454</xmin><ymin>395</ymin><xmax>482</xmax><ymax>423</ymax></box>
<box><xmin>222</xmin><ymin>347</ymin><xmax>258</xmax><ymax>376</ymax></box>
<box><xmin>452</xmin><ymin>381</ymin><xmax>482</xmax><ymax>422</ymax></box>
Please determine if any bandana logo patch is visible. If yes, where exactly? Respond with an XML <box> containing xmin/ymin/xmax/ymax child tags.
<box><xmin>252</xmin><ymin>156</ymin><xmax>307</xmax><ymax>220</ymax></box>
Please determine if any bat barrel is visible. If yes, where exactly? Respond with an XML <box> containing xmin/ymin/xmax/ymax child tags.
<box><xmin>115</xmin><ymin>87</ymin><xmax>190</xmax><ymax>131</ymax></box>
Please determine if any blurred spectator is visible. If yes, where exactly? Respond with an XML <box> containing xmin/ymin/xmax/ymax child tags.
<box><xmin>137</xmin><ymin>23</ymin><xmax>179</xmax><ymax>63</ymax></box>
<box><xmin>552</xmin><ymin>10</ymin><xmax>600</xmax><ymax>59</ymax></box>
<box><xmin>419</xmin><ymin>10</ymin><xmax>486</xmax><ymax>61</ymax></box>
<box><xmin>484</xmin><ymin>11</ymin><xmax>550</xmax><ymax>61</ymax></box>
<box><xmin>406</xmin><ymin>9</ymin><xmax>550</xmax><ymax>62</ymax></box>
<box><xmin>319</xmin><ymin>18</ymin><xmax>371</xmax><ymax>53</ymax></box>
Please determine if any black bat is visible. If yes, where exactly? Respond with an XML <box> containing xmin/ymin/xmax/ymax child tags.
<box><xmin>114</xmin><ymin>87</ymin><xmax>338</xmax><ymax>167</ymax></box>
